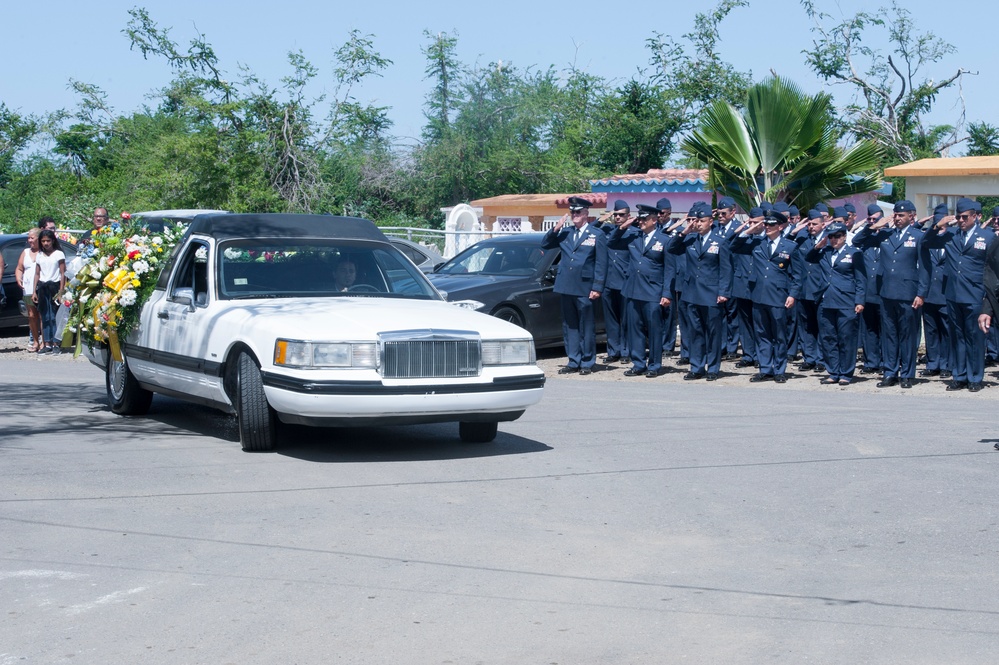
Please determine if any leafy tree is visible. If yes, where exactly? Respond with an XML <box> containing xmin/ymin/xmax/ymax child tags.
<box><xmin>0</xmin><ymin>103</ymin><xmax>39</xmax><ymax>188</ymax></box>
<box><xmin>683</xmin><ymin>76</ymin><xmax>882</xmax><ymax>212</ymax></box>
<box><xmin>967</xmin><ymin>122</ymin><xmax>999</xmax><ymax>157</ymax></box>
<box><xmin>801</xmin><ymin>0</ymin><xmax>970</xmax><ymax>163</ymax></box>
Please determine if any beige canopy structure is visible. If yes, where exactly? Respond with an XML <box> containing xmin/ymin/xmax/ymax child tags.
<box><xmin>884</xmin><ymin>156</ymin><xmax>999</xmax><ymax>215</ymax></box>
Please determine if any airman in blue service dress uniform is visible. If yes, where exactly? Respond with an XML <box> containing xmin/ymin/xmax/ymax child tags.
<box><xmin>608</xmin><ymin>204</ymin><xmax>674</xmax><ymax>377</ymax></box>
<box><xmin>656</xmin><ymin>198</ymin><xmax>681</xmax><ymax>357</ymax></box>
<box><xmin>542</xmin><ymin>196</ymin><xmax>608</xmax><ymax>375</ymax></box>
<box><xmin>668</xmin><ymin>202</ymin><xmax>733</xmax><ymax>381</ymax></box>
<box><xmin>806</xmin><ymin>221</ymin><xmax>867</xmax><ymax>385</ymax></box>
<box><xmin>924</xmin><ymin>198</ymin><xmax>997</xmax><ymax>391</ymax></box>
<box><xmin>853</xmin><ymin>204</ymin><xmax>885</xmax><ymax>375</ymax></box>
<box><xmin>851</xmin><ymin>199</ymin><xmax>929</xmax><ymax>389</ymax></box>
<box><xmin>600</xmin><ymin>199</ymin><xmax>632</xmax><ymax>364</ymax></box>
<box><xmin>714</xmin><ymin>197</ymin><xmax>744</xmax><ymax>360</ymax></box>
<box><xmin>794</xmin><ymin>209</ymin><xmax>828</xmax><ymax>372</ymax></box>
<box><xmin>920</xmin><ymin>204</ymin><xmax>952</xmax><ymax>378</ymax></box>
<box><xmin>731</xmin><ymin>209</ymin><xmax>803</xmax><ymax>382</ymax></box>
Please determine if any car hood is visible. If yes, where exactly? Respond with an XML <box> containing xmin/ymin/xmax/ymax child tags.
<box><xmin>427</xmin><ymin>273</ymin><xmax>529</xmax><ymax>299</ymax></box>
<box><xmin>215</xmin><ymin>297</ymin><xmax>532</xmax><ymax>341</ymax></box>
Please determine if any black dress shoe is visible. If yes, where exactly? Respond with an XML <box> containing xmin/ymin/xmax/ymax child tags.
<box><xmin>623</xmin><ymin>368</ymin><xmax>644</xmax><ymax>377</ymax></box>
<box><xmin>969</xmin><ymin>382</ymin><xmax>984</xmax><ymax>392</ymax></box>
<box><xmin>774</xmin><ymin>374</ymin><xmax>788</xmax><ymax>383</ymax></box>
<box><xmin>683</xmin><ymin>371</ymin><xmax>704</xmax><ymax>380</ymax></box>
<box><xmin>645</xmin><ymin>370</ymin><xmax>659</xmax><ymax>378</ymax></box>
<box><xmin>705</xmin><ymin>373</ymin><xmax>719</xmax><ymax>381</ymax></box>
<box><xmin>735</xmin><ymin>358</ymin><xmax>755</xmax><ymax>368</ymax></box>
<box><xmin>941</xmin><ymin>370</ymin><xmax>953</xmax><ymax>378</ymax></box>
<box><xmin>859</xmin><ymin>366</ymin><xmax>878</xmax><ymax>375</ymax></box>
<box><xmin>749</xmin><ymin>373</ymin><xmax>773</xmax><ymax>382</ymax></box>
<box><xmin>603</xmin><ymin>355</ymin><xmax>621</xmax><ymax>363</ymax></box>
<box><xmin>558</xmin><ymin>366</ymin><xmax>580</xmax><ymax>374</ymax></box>
<box><xmin>900</xmin><ymin>378</ymin><xmax>913</xmax><ymax>389</ymax></box>
<box><xmin>677</xmin><ymin>357</ymin><xmax>690</xmax><ymax>366</ymax></box>
<box><xmin>876</xmin><ymin>377</ymin><xmax>898</xmax><ymax>388</ymax></box>
<box><xmin>579</xmin><ymin>367</ymin><xmax>592</xmax><ymax>376</ymax></box>
<box><xmin>798</xmin><ymin>362</ymin><xmax>815</xmax><ymax>371</ymax></box>
<box><xmin>919</xmin><ymin>368</ymin><xmax>940</xmax><ymax>377</ymax></box>
<box><xmin>946</xmin><ymin>380</ymin><xmax>968</xmax><ymax>391</ymax></box>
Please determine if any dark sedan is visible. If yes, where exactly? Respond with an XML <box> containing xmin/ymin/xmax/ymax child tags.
<box><xmin>1</xmin><ymin>233</ymin><xmax>79</xmax><ymax>328</ymax></box>
<box><xmin>428</xmin><ymin>233</ymin><xmax>604</xmax><ymax>349</ymax></box>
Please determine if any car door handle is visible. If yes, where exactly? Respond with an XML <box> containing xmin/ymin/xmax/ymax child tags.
<box><xmin>157</xmin><ymin>312</ymin><xmax>169</xmax><ymax>320</ymax></box>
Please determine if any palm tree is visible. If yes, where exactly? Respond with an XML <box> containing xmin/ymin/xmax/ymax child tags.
<box><xmin>682</xmin><ymin>76</ymin><xmax>882</xmax><ymax>212</ymax></box>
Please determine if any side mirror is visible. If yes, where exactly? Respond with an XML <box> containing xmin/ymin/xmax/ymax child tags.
<box><xmin>432</xmin><ymin>262</ymin><xmax>446</xmax><ymax>273</ymax></box>
<box><xmin>172</xmin><ymin>287</ymin><xmax>196</xmax><ymax>312</ymax></box>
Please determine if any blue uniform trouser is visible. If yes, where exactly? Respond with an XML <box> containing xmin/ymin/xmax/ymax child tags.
<box><xmin>921</xmin><ymin>302</ymin><xmax>950</xmax><ymax>371</ymax></box>
<box><xmin>601</xmin><ymin>287</ymin><xmax>627</xmax><ymax>358</ymax></box>
<box><xmin>859</xmin><ymin>302</ymin><xmax>881</xmax><ymax>371</ymax></box>
<box><xmin>947</xmin><ymin>301</ymin><xmax>985</xmax><ymax>384</ymax></box>
<box><xmin>819</xmin><ymin>305</ymin><xmax>859</xmax><ymax>380</ymax></box>
<box><xmin>735</xmin><ymin>297</ymin><xmax>756</xmax><ymax>361</ymax></box>
<box><xmin>560</xmin><ymin>294</ymin><xmax>597</xmax><ymax>369</ymax></box>
<box><xmin>626</xmin><ymin>298</ymin><xmax>664</xmax><ymax>373</ymax></box>
<box><xmin>687</xmin><ymin>301</ymin><xmax>723</xmax><ymax>375</ymax></box>
<box><xmin>797</xmin><ymin>299</ymin><xmax>822</xmax><ymax>365</ymax></box>
<box><xmin>662</xmin><ymin>291</ymin><xmax>678</xmax><ymax>353</ymax></box>
<box><xmin>722</xmin><ymin>298</ymin><xmax>739</xmax><ymax>354</ymax></box>
<box><xmin>785</xmin><ymin>301</ymin><xmax>799</xmax><ymax>359</ymax></box>
<box><xmin>676</xmin><ymin>292</ymin><xmax>691</xmax><ymax>360</ymax></box>
<box><xmin>753</xmin><ymin>303</ymin><xmax>790</xmax><ymax>376</ymax></box>
<box><xmin>881</xmin><ymin>298</ymin><xmax>920</xmax><ymax>379</ymax></box>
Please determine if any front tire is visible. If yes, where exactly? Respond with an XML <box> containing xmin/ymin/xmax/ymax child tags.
<box><xmin>459</xmin><ymin>421</ymin><xmax>498</xmax><ymax>443</ymax></box>
<box><xmin>235</xmin><ymin>352</ymin><xmax>277</xmax><ymax>452</ymax></box>
<box><xmin>492</xmin><ymin>306</ymin><xmax>525</xmax><ymax>328</ymax></box>
<box><xmin>106</xmin><ymin>353</ymin><xmax>153</xmax><ymax>415</ymax></box>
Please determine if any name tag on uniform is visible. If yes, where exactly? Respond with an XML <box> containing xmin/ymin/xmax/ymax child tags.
<box><xmin>707</xmin><ymin>245</ymin><xmax>719</xmax><ymax>254</ymax></box>
<box><xmin>582</xmin><ymin>236</ymin><xmax>596</xmax><ymax>247</ymax></box>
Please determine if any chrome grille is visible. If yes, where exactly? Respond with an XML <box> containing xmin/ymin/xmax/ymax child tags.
<box><xmin>382</xmin><ymin>339</ymin><xmax>481</xmax><ymax>378</ymax></box>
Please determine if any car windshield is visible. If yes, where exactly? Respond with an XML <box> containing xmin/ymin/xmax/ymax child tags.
<box><xmin>217</xmin><ymin>239</ymin><xmax>440</xmax><ymax>300</ymax></box>
<box><xmin>437</xmin><ymin>243</ymin><xmax>547</xmax><ymax>276</ymax></box>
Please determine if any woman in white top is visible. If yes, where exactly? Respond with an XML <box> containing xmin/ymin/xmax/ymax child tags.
<box><xmin>15</xmin><ymin>228</ymin><xmax>43</xmax><ymax>352</ymax></box>
<box><xmin>32</xmin><ymin>229</ymin><xmax>66</xmax><ymax>354</ymax></box>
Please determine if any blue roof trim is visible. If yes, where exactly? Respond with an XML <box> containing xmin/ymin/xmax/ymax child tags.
<box><xmin>589</xmin><ymin>179</ymin><xmax>709</xmax><ymax>193</ymax></box>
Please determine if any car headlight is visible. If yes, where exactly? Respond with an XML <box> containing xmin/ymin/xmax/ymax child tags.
<box><xmin>274</xmin><ymin>339</ymin><xmax>378</xmax><ymax>369</ymax></box>
<box><xmin>481</xmin><ymin>340</ymin><xmax>535</xmax><ymax>366</ymax></box>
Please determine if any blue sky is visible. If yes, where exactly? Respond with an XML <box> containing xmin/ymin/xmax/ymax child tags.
<box><xmin>4</xmin><ymin>0</ymin><xmax>995</xmax><ymax>156</ymax></box>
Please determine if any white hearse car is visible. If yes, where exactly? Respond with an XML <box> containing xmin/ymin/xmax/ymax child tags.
<box><xmin>86</xmin><ymin>213</ymin><xmax>545</xmax><ymax>451</ymax></box>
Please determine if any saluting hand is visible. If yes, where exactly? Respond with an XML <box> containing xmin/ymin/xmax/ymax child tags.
<box><xmin>554</xmin><ymin>213</ymin><xmax>570</xmax><ymax>232</ymax></box>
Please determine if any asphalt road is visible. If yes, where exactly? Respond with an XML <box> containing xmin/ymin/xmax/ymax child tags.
<box><xmin>2</xmin><ymin>357</ymin><xmax>999</xmax><ymax>663</ymax></box>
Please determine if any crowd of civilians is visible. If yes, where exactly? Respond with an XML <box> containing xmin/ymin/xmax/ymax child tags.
<box><xmin>12</xmin><ymin>208</ymin><xmax>109</xmax><ymax>354</ymax></box>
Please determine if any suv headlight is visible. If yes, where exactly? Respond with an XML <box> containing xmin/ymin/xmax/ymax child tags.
<box><xmin>274</xmin><ymin>339</ymin><xmax>378</xmax><ymax>369</ymax></box>
<box><xmin>481</xmin><ymin>340</ymin><xmax>535</xmax><ymax>366</ymax></box>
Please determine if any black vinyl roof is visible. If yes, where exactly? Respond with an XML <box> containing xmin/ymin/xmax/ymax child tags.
<box><xmin>186</xmin><ymin>214</ymin><xmax>388</xmax><ymax>242</ymax></box>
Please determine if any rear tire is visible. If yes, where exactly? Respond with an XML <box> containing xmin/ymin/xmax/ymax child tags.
<box><xmin>106</xmin><ymin>353</ymin><xmax>153</xmax><ymax>415</ymax></box>
<box><xmin>235</xmin><ymin>352</ymin><xmax>277</xmax><ymax>452</ymax></box>
<box><xmin>459</xmin><ymin>421</ymin><xmax>498</xmax><ymax>443</ymax></box>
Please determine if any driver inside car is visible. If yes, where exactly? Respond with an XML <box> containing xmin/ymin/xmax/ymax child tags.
<box><xmin>334</xmin><ymin>259</ymin><xmax>357</xmax><ymax>292</ymax></box>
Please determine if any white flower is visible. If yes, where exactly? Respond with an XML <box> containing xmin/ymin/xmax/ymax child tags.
<box><xmin>90</xmin><ymin>267</ymin><xmax>102</xmax><ymax>279</ymax></box>
<box><xmin>224</xmin><ymin>247</ymin><xmax>243</xmax><ymax>259</ymax></box>
<box><xmin>152</xmin><ymin>237</ymin><xmax>163</xmax><ymax>245</ymax></box>
<box><xmin>118</xmin><ymin>289</ymin><xmax>137</xmax><ymax>306</ymax></box>
<box><xmin>195</xmin><ymin>246</ymin><xmax>208</xmax><ymax>261</ymax></box>
<box><xmin>80</xmin><ymin>294</ymin><xmax>90</xmax><ymax>304</ymax></box>
<box><xmin>132</xmin><ymin>260</ymin><xmax>150</xmax><ymax>275</ymax></box>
